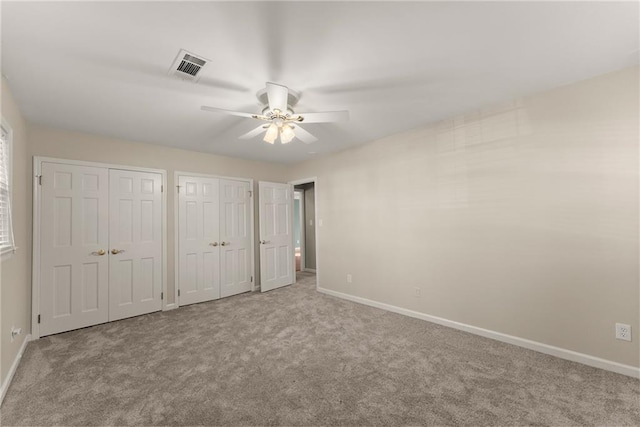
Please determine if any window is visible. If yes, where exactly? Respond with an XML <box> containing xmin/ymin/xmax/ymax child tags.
<box><xmin>0</xmin><ymin>120</ymin><xmax>15</xmax><ymax>256</ymax></box>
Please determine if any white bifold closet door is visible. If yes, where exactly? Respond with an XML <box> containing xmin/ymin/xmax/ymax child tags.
<box><xmin>259</xmin><ymin>181</ymin><xmax>294</xmax><ymax>292</ymax></box>
<box><xmin>178</xmin><ymin>176</ymin><xmax>251</xmax><ymax>306</ymax></box>
<box><xmin>40</xmin><ymin>162</ymin><xmax>110</xmax><ymax>336</ymax></box>
<box><xmin>178</xmin><ymin>176</ymin><xmax>221</xmax><ymax>305</ymax></box>
<box><xmin>219</xmin><ymin>179</ymin><xmax>252</xmax><ymax>298</ymax></box>
<box><xmin>108</xmin><ymin>169</ymin><xmax>163</xmax><ymax>321</ymax></box>
<box><xmin>39</xmin><ymin>163</ymin><xmax>163</xmax><ymax>336</ymax></box>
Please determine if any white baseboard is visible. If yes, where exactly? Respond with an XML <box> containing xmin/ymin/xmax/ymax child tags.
<box><xmin>317</xmin><ymin>287</ymin><xmax>640</xmax><ymax>379</ymax></box>
<box><xmin>0</xmin><ymin>334</ymin><xmax>32</xmax><ymax>406</ymax></box>
<box><xmin>304</xmin><ymin>268</ymin><xmax>316</xmax><ymax>273</ymax></box>
<box><xmin>163</xmin><ymin>302</ymin><xmax>179</xmax><ymax>311</ymax></box>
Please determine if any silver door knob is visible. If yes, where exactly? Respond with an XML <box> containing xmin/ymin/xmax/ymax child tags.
<box><xmin>210</xmin><ymin>242</ymin><xmax>218</xmax><ymax>247</ymax></box>
<box><xmin>111</xmin><ymin>249</ymin><xmax>125</xmax><ymax>255</ymax></box>
<box><xmin>260</xmin><ymin>240</ymin><xmax>271</xmax><ymax>244</ymax></box>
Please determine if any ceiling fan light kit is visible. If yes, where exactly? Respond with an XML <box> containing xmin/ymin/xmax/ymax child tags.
<box><xmin>280</xmin><ymin>124</ymin><xmax>295</xmax><ymax>144</ymax></box>
<box><xmin>202</xmin><ymin>82</ymin><xmax>349</xmax><ymax>145</ymax></box>
<box><xmin>264</xmin><ymin>124</ymin><xmax>278</xmax><ymax>144</ymax></box>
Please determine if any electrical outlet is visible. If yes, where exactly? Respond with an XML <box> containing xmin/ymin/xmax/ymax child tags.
<box><xmin>10</xmin><ymin>326</ymin><xmax>22</xmax><ymax>343</ymax></box>
<box><xmin>346</xmin><ymin>274</ymin><xmax>352</xmax><ymax>283</ymax></box>
<box><xmin>615</xmin><ymin>323</ymin><xmax>632</xmax><ymax>342</ymax></box>
<box><xmin>414</xmin><ymin>287</ymin><xmax>421</xmax><ymax>297</ymax></box>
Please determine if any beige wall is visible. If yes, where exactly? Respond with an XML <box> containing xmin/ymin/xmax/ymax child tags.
<box><xmin>288</xmin><ymin>66</ymin><xmax>640</xmax><ymax>367</ymax></box>
<box><xmin>1</xmin><ymin>77</ymin><xmax>31</xmax><ymax>385</ymax></box>
<box><xmin>29</xmin><ymin>125</ymin><xmax>289</xmax><ymax>304</ymax></box>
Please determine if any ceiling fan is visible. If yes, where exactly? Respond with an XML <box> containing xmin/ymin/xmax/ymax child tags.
<box><xmin>201</xmin><ymin>82</ymin><xmax>349</xmax><ymax>144</ymax></box>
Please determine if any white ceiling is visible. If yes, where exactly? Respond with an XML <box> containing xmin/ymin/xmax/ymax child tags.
<box><xmin>2</xmin><ymin>1</ymin><xmax>638</xmax><ymax>164</ymax></box>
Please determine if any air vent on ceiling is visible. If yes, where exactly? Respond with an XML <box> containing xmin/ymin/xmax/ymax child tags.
<box><xmin>169</xmin><ymin>49</ymin><xmax>210</xmax><ymax>82</ymax></box>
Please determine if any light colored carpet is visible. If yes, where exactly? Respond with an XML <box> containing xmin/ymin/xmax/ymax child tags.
<box><xmin>1</xmin><ymin>272</ymin><xmax>638</xmax><ymax>426</ymax></box>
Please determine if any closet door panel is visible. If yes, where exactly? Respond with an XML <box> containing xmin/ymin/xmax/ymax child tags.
<box><xmin>109</xmin><ymin>169</ymin><xmax>162</xmax><ymax>320</ymax></box>
<box><xmin>219</xmin><ymin>179</ymin><xmax>252</xmax><ymax>298</ymax></box>
<box><xmin>40</xmin><ymin>162</ymin><xmax>109</xmax><ymax>336</ymax></box>
<box><xmin>259</xmin><ymin>181</ymin><xmax>294</xmax><ymax>292</ymax></box>
<box><xmin>178</xmin><ymin>176</ymin><xmax>220</xmax><ymax>305</ymax></box>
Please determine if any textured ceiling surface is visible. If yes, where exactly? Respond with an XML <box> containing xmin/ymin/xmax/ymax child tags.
<box><xmin>2</xmin><ymin>1</ymin><xmax>638</xmax><ymax>163</ymax></box>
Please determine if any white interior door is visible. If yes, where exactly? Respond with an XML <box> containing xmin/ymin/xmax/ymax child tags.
<box><xmin>178</xmin><ymin>176</ymin><xmax>220</xmax><ymax>305</ymax></box>
<box><xmin>259</xmin><ymin>181</ymin><xmax>294</xmax><ymax>292</ymax></box>
<box><xmin>219</xmin><ymin>179</ymin><xmax>252</xmax><ymax>298</ymax></box>
<box><xmin>39</xmin><ymin>162</ymin><xmax>109</xmax><ymax>336</ymax></box>
<box><xmin>108</xmin><ymin>169</ymin><xmax>163</xmax><ymax>321</ymax></box>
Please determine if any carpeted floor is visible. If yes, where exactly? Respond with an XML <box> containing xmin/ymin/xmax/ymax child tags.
<box><xmin>1</xmin><ymin>272</ymin><xmax>639</xmax><ymax>426</ymax></box>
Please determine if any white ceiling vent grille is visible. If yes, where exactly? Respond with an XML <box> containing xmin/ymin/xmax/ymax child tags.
<box><xmin>169</xmin><ymin>49</ymin><xmax>210</xmax><ymax>82</ymax></box>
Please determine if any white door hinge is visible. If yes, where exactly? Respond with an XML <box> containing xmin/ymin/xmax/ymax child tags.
<box><xmin>176</xmin><ymin>185</ymin><xmax>181</xmax><ymax>194</ymax></box>
<box><xmin>161</xmin><ymin>184</ymin><xmax>163</xmax><ymax>193</ymax></box>
<box><xmin>248</xmin><ymin>190</ymin><xmax>252</xmax><ymax>197</ymax></box>
<box><xmin>37</xmin><ymin>175</ymin><xmax>42</xmax><ymax>185</ymax></box>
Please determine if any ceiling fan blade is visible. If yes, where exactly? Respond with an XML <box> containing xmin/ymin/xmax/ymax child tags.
<box><xmin>266</xmin><ymin>82</ymin><xmax>288</xmax><ymax>113</ymax></box>
<box><xmin>294</xmin><ymin>110</ymin><xmax>349</xmax><ymax>123</ymax></box>
<box><xmin>239</xmin><ymin>125</ymin><xmax>268</xmax><ymax>140</ymax></box>
<box><xmin>293</xmin><ymin>124</ymin><xmax>318</xmax><ymax>144</ymax></box>
<box><xmin>201</xmin><ymin>106</ymin><xmax>261</xmax><ymax>119</ymax></box>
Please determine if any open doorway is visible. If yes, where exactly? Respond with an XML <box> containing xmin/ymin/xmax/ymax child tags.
<box><xmin>293</xmin><ymin>181</ymin><xmax>317</xmax><ymax>277</ymax></box>
<box><xmin>294</xmin><ymin>190</ymin><xmax>305</xmax><ymax>272</ymax></box>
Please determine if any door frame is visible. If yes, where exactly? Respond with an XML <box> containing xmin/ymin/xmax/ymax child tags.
<box><xmin>288</xmin><ymin>177</ymin><xmax>318</xmax><ymax>289</ymax></box>
<box><xmin>294</xmin><ymin>189</ymin><xmax>305</xmax><ymax>272</ymax></box>
<box><xmin>32</xmin><ymin>156</ymin><xmax>168</xmax><ymax>339</ymax></box>
<box><xmin>173</xmin><ymin>171</ymin><xmax>255</xmax><ymax>307</ymax></box>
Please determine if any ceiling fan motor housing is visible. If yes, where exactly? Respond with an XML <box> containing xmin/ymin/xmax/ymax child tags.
<box><xmin>257</xmin><ymin>87</ymin><xmax>301</xmax><ymax>112</ymax></box>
